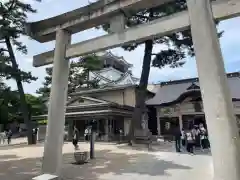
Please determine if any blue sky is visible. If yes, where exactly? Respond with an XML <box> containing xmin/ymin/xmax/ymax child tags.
<box><xmin>6</xmin><ymin>0</ymin><xmax>240</xmax><ymax>95</ymax></box>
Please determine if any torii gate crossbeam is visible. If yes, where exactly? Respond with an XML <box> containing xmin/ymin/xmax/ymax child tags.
<box><xmin>27</xmin><ymin>0</ymin><xmax>240</xmax><ymax>179</ymax></box>
<box><xmin>26</xmin><ymin>0</ymin><xmax>173</xmax><ymax>42</ymax></box>
<box><xmin>32</xmin><ymin>0</ymin><xmax>240</xmax><ymax>67</ymax></box>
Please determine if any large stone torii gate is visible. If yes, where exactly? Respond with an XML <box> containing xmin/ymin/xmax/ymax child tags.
<box><xmin>27</xmin><ymin>0</ymin><xmax>240</xmax><ymax>179</ymax></box>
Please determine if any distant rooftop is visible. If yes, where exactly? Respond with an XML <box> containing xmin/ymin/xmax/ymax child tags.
<box><xmin>159</xmin><ymin>72</ymin><xmax>240</xmax><ymax>86</ymax></box>
<box><xmin>147</xmin><ymin>72</ymin><xmax>240</xmax><ymax>106</ymax></box>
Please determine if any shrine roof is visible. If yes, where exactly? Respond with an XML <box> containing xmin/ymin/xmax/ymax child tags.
<box><xmin>146</xmin><ymin>72</ymin><xmax>240</xmax><ymax>106</ymax></box>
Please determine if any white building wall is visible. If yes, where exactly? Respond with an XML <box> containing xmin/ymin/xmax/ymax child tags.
<box><xmin>99</xmin><ymin>68</ymin><xmax>122</xmax><ymax>81</ymax></box>
<box><xmin>117</xmin><ymin>75</ymin><xmax>134</xmax><ymax>85</ymax></box>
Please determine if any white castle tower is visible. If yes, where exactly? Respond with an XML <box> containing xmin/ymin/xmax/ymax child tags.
<box><xmin>89</xmin><ymin>51</ymin><xmax>139</xmax><ymax>87</ymax></box>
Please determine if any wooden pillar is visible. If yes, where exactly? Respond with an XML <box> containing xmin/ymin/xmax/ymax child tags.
<box><xmin>157</xmin><ymin>108</ymin><xmax>161</xmax><ymax>136</ymax></box>
<box><xmin>178</xmin><ymin>105</ymin><xmax>183</xmax><ymax>130</ymax></box>
<box><xmin>104</xmin><ymin>119</ymin><xmax>109</xmax><ymax>141</ymax></box>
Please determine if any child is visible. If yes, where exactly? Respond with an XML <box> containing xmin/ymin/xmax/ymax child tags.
<box><xmin>181</xmin><ymin>128</ymin><xmax>186</xmax><ymax>147</ymax></box>
<box><xmin>186</xmin><ymin>129</ymin><xmax>195</xmax><ymax>155</ymax></box>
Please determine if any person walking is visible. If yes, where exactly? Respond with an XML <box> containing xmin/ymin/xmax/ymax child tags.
<box><xmin>199</xmin><ymin>124</ymin><xmax>208</xmax><ymax>150</ymax></box>
<box><xmin>72</xmin><ymin>126</ymin><xmax>79</xmax><ymax>150</ymax></box>
<box><xmin>186</xmin><ymin>128</ymin><xmax>195</xmax><ymax>155</ymax></box>
<box><xmin>7</xmin><ymin>129</ymin><xmax>12</xmax><ymax>145</ymax></box>
<box><xmin>194</xmin><ymin>125</ymin><xmax>201</xmax><ymax>148</ymax></box>
<box><xmin>173</xmin><ymin>125</ymin><xmax>182</xmax><ymax>152</ymax></box>
<box><xmin>181</xmin><ymin>128</ymin><xmax>186</xmax><ymax>148</ymax></box>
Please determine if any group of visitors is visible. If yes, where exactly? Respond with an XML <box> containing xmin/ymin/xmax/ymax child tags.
<box><xmin>0</xmin><ymin>129</ymin><xmax>12</xmax><ymax>145</ymax></box>
<box><xmin>174</xmin><ymin>123</ymin><xmax>210</xmax><ymax>154</ymax></box>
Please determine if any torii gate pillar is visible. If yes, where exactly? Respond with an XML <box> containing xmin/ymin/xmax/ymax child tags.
<box><xmin>187</xmin><ymin>0</ymin><xmax>240</xmax><ymax>179</ymax></box>
<box><xmin>42</xmin><ymin>29</ymin><xmax>71</xmax><ymax>175</ymax></box>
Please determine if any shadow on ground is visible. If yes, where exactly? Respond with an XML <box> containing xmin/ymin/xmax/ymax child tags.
<box><xmin>0</xmin><ymin>154</ymin><xmax>42</xmax><ymax>180</ymax></box>
<box><xmin>117</xmin><ymin>143</ymin><xmax>212</xmax><ymax>156</ymax></box>
<box><xmin>0</xmin><ymin>148</ymin><xmax>192</xmax><ymax>180</ymax></box>
<box><xmin>62</xmin><ymin>150</ymin><xmax>192</xmax><ymax>180</ymax></box>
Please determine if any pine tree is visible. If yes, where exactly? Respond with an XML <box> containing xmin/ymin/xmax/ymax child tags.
<box><xmin>0</xmin><ymin>82</ymin><xmax>11</xmax><ymax>128</ymax></box>
<box><xmin>0</xmin><ymin>81</ymin><xmax>19</xmax><ymax>128</ymax></box>
<box><xmin>101</xmin><ymin>0</ymin><xmax>222</xmax><ymax>143</ymax></box>
<box><xmin>37</xmin><ymin>54</ymin><xmax>102</xmax><ymax>98</ymax></box>
<box><xmin>0</xmin><ymin>85</ymin><xmax>46</xmax><ymax>128</ymax></box>
<box><xmin>0</xmin><ymin>0</ymin><xmax>40</xmax><ymax>144</ymax></box>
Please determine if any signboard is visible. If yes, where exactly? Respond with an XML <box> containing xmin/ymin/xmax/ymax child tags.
<box><xmin>165</xmin><ymin>122</ymin><xmax>171</xmax><ymax>130</ymax></box>
<box><xmin>160</xmin><ymin>106</ymin><xmax>179</xmax><ymax>115</ymax></box>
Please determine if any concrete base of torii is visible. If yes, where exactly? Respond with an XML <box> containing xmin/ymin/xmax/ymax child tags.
<box><xmin>187</xmin><ymin>0</ymin><xmax>240</xmax><ymax>180</ymax></box>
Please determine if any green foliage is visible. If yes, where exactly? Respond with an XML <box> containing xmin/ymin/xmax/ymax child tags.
<box><xmin>102</xmin><ymin>0</ymin><xmax>222</xmax><ymax>69</ymax></box>
<box><xmin>0</xmin><ymin>84</ymin><xmax>46</xmax><ymax>125</ymax></box>
<box><xmin>25</xmin><ymin>94</ymin><xmax>47</xmax><ymax>116</ymax></box>
<box><xmin>0</xmin><ymin>0</ymin><xmax>36</xmax><ymax>40</ymax></box>
<box><xmin>0</xmin><ymin>0</ymin><xmax>37</xmax><ymax>82</ymax></box>
<box><xmin>37</xmin><ymin>54</ymin><xmax>103</xmax><ymax>97</ymax></box>
<box><xmin>37</xmin><ymin>119</ymin><xmax>47</xmax><ymax>125</ymax></box>
<box><xmin>1</xmin><ymin>1</ymin><xmax>41</xmax><ymax>143</ymax></box>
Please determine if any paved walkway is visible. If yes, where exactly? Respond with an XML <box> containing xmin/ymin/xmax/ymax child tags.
<box><xmin>0</xmin><ymin>140</ymin><xmax>213</xmax><ymax>180</ymax></box>
<box><xmin>0</xmin><ymin>137</ymin><xmax>27</xmax><ymax>147</ymax></box>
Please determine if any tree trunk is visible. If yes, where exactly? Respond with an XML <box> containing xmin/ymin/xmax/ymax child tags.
<box><xmin>1</xmin><ymin>89</ymin><xmax>9</xmax><ymax>128</ymax></box>
<box><xmin>128</xmin><ymin>39</ymin><xmax>153</xmax><ymax>144</ymax></box>
<box><xmin>5</xmin><ymin>38</ymin><xmax>33</xmax><ymax>144</ymax></box>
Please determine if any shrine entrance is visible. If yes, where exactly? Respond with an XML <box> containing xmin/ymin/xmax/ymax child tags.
<box><xmin>182</xmin><ymin>114</ymin><xmax>206</xmax><ymax>130</ymax></box>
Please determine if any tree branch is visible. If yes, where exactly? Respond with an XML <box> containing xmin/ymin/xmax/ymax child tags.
<box><xmin>0</xmin><ymin>48</ymin><xmax>9</xmax><ymax>53</ymax></box>
<box><xmin>7</xmin><ymin>0</ymin><xmax>17</xmax><ymax>13</ymax></box>
<box><xmin>1</xmin><ymin>0</ymin><xmax>17</xmax><ymax>18</ymax></box>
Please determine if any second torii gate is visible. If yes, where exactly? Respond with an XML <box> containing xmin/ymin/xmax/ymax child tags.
<box><xmin>27</xmin><ymin>0</ymin><xmax>240</xmax><ymax>179</ymax></box>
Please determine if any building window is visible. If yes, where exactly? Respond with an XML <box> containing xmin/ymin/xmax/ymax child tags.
<box><xmin>160</xmin><ymin>117</ymin><xmax>179</xmax><ymax>135</ymax></box>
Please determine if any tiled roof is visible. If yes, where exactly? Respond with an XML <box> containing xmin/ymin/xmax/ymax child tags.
<box><xmin>146</xmin><ymin>72</ymin><xmax>240</xmax><ymax>105</ymax></box>
<box><xmin>71</xmin><ymin>84</ymin><xmax>138</xmax><ymax>96</ymax></box>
